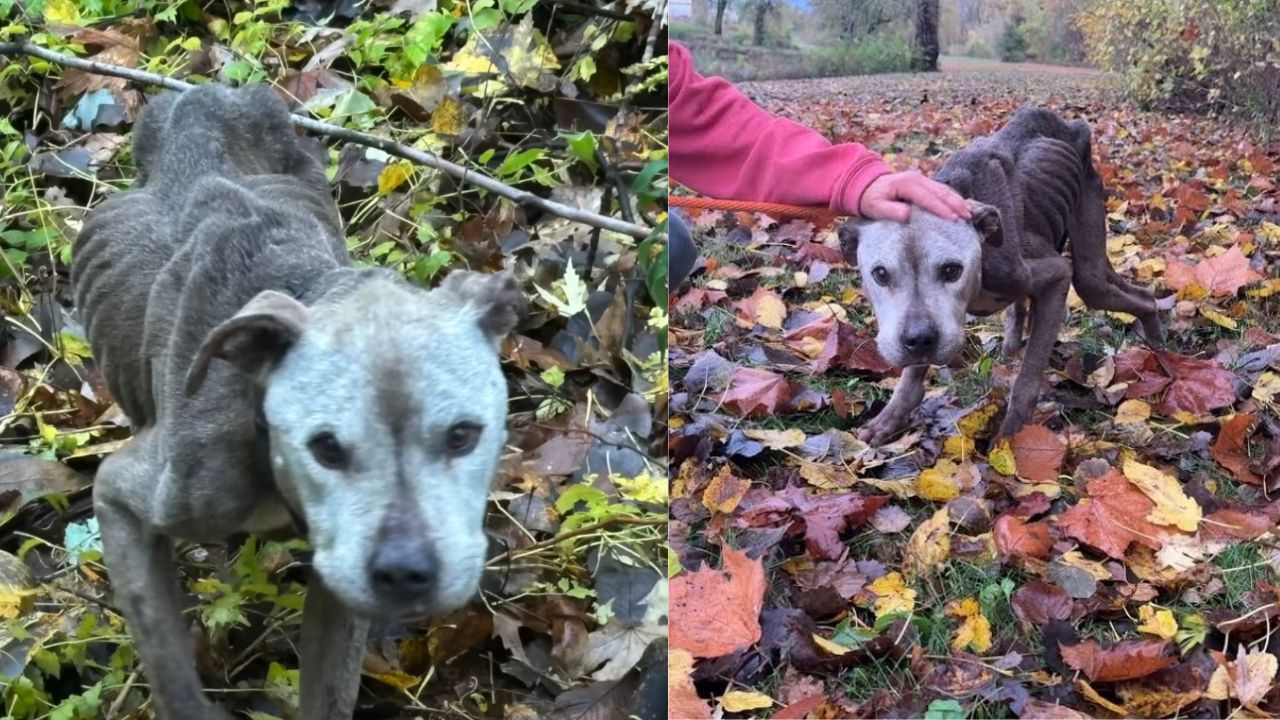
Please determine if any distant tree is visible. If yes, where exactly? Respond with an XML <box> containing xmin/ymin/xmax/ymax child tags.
<box><xmin>750</xmin><ymin>0</ymin><xmax>777</xmax><ymax>46</ymax></box>
<box><xmin>911</xmin><ymin>0</ymin><xmax>940</xmax><ymax>70</ymax></box>
<box><xmin>813</xmin><ymin>0</ymin><xmax>907</xmax><ymax>41</ymax></box>
<box><xmin>714</xmin><ymin>0</ymin><xmax>729</xmax><ymax>34</ymax></box>
<box><xmin>999</xmin><ymin>14</ymin><xmax>1028</xmax><ymax>62</ymax></box>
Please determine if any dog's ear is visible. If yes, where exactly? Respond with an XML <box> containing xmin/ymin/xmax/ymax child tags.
<box><xmin>968</xmin><ymin>201</ymin><xmax>1003</xmax><ymax>248</ymax></box>
<box><xmin>837</xmin><ymin>220</ymin><xmax>861</xmax><ymax>266</ymax></box>
<box><xmin>185</xmin><ymin>290</ymin><xmax>309</xmax><ymax>396</ymax></box>
<box><xmin>437</xmin><ymin>270</ymin><xmax>526</xmax><ymax>345</ymax></box>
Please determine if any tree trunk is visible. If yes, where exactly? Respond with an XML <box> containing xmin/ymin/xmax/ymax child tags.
<box><xmin>714</xmin><ymin>0</ymin><xmax>728</xmax><ymax>35</ymax></box>
<box><xmin>912</xmin><ymin>0</ymin><xmax>940</xmax><ymax>71</ymax></box>
<box><xmin>752</xmin><ymin>1</ymin><xmax>769</xmax><ymax>46</ymax></box>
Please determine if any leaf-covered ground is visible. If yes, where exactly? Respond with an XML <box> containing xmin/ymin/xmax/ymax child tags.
<box><xmin>670</xmin><ymin>59</ymin><xmax>1280</xmax><ymax>718</ymax></box>
<box><xmin>0</xmin><ymin>1</ymin><xmax>667</xmax><ymax>718</ymax></box>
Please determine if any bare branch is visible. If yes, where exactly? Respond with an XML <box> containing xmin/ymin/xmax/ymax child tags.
<box><xmin>0</xmin><ymin>39</ymin><xmax>658</xmax><ymax>239</ymax></box>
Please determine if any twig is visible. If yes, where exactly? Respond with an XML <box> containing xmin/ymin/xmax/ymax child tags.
<box><xmin>641</xmin><ymin>0</ymin><xmax>668</xmax><ymax>63</ymax></box>
<box><xmin>0</xmin><ymin>39</ymin><xmax>656</xmax><ymax>240</ymax></box>
<box><xmin>107</xmin><ymin>670</ymin><xmax>140</xmax><ymax>720</ymax></box>
<box><xmin>484</xmin><ymin>515</ymin><xmax>664</xmax><ymax>567</ymax></box>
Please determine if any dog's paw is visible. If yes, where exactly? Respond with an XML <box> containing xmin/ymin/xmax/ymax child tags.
<box><xmin>857</xmin><ymin>411</ymin><xmax>907</xmax><ymax>447</ymax></box>
<box><xmin>1000</xmin><ymin>335</ymin><xmax>1023</xmax><ymax>359</ymax></box>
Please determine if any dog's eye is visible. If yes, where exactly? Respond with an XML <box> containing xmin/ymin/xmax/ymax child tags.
<box><xmin>444</xmin><ymin>422</ymin><xmax>483</xmax><ymax>456</ymax></box>
<box><xmin>307</xmin><ymin>432</ymin><xmax>349</xmax><ymax>469</ymax></box>
<box><xmin>871</xmin><ymin>267</ymin><xmax>890</xmax><ymax>286</ymax></box>
<box><xmin>939</xmin><ymin>262</ymin><xmax>963</xmax><ymax>283</ymax></box>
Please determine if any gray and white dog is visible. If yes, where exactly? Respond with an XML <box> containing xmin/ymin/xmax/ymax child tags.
<box><xmin>72</xmin><ymin>84</ymin><xmax>524</xmax><ymax>719</ymax></box>
<box><xmin>840</xmin><ymin>107</ymin><xmax>1162</xmax><ymax>444</ymax></box>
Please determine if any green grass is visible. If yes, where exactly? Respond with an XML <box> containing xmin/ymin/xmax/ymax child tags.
<box><xmin>1212</xmin><ymin>542</ymin><xmax>1276</xmax><ymax>609</ymax></box>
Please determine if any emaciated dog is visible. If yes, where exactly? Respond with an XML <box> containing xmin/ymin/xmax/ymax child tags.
<box><xmin>840</xmin><ymin>107</ymin><xmax>1162</xmax><ymax>444</ymax></box>
<box><xmin>72</xmin><ymin>84</ymin><xmax>524</xmax><ymax>719</ymax></box>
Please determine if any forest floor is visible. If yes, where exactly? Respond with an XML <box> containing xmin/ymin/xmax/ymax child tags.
<box><xmin>670</xmin><ymin>60</ymin><xmax>1280</xmax><ymax>719</ymax></box>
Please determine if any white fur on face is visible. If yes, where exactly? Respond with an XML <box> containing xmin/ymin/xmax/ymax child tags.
<box><xmin>855</xmin><ymin>209</ymin><xmax>984</xmax><ymax>367</ymax></box>
<box><xmin>263</xmin><ymin>279</ymin><xmax>505</xmax><ymax>617</ymax></box>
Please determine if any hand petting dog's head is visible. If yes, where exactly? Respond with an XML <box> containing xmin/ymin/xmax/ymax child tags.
<box><xmin>840</xmin><ymin>202</ymin><xmax>1002</xmax><ymax>367</ymax></box>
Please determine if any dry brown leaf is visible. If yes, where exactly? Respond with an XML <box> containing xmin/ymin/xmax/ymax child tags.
<box><xmin>1009</xmin><ymin>424</ymin><xmax>1066</xmax><ymax>483</ymax></box>
<box><xmin>1060</xmin><ymin>638</ymin><xmax>1176</xmax><ymax>682</ymax></box>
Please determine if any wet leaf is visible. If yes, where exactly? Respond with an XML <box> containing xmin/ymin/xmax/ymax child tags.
<box><xmin>670</xmin><ymin>547</ymin><xmax>764</xmax><ymax>658</ymax></box>
<box><xmin>1057</xmin><ymin>467</ymin><xmax>1164</xmax><ymax>559</ymax></box>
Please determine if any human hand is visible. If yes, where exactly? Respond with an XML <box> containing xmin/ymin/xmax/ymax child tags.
<box><xmin>859</xmin><ymin>170</ymin><xmax>971</xmax><ymax>223</ymax></box>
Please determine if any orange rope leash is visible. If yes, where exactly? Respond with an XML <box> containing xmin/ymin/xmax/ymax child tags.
<box><xmin>668</xmin><ymin>194</ymin><xmax>841</xmax><ymax>222</ymax></box>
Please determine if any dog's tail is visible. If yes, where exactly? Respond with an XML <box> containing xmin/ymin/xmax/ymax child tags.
<box><xmin>132</xmin><ymin>85</ymin><xmax>309</xmax><ymax>191</ymax></box>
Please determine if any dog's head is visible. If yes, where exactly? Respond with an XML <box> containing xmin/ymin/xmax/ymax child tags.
<box><xmin>186</xmin><ymin>270</ymin><xmax>524</xmax><ymax>617</ymax></box>
<box><xmin>839</xmin><ymin>202</ymin><xmax>1002</xmax><ymax>367</ymax></box>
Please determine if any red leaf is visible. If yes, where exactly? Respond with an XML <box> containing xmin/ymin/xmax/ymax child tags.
<box><xmin>721</xmin><ymin>368</ymin><xmax>793</xmax><ymax>418</ymax></box>
<box><xmin>1212</xmin><ymin>413</ymin><xmax>1262</xmax><ymax>485</ymax></box>
<box><xmin>1060</xmin><ymin>638</ymin><xmax>1176</xmax><ymax>682</ymax></box>
<box><xmin>1057</xmin><ymin>467</ymin><xmax>1164</xmax><ymax>559</ymax></box>
<box><xmin>1113</xmin><ymin>349</ymin><xmax>1237</xmax><ymax>416</ymax></box>
<box><xmin>737</xmin><ymin>486</ymin><xmax>889</xmax><ymax>560</ymax></box>
<box><xmin>670</xmin><ymin>547</ymin><xmax>766</xmax><ymax>658</ymax></box>
<box><xmin>1195</xmin><ymin>245</ymin><xmax>1263</xmax><ymax>297</ymax></box>
<box><xmin>1011</xmin><ymin>581</ymin><xmax>1075</xmax><ymax>626</ymax></box>
<box><xmin>783</xmin><ymin>316</ymin><xmax>891</xmax><ymax>374</ymax></box>
<box><xmin>994</xmin><ymin>514</ymin><xmax>1052</xmax><ymax>560</ymax></box>
<box><xmin>1009</xmin><ymin>425</ymin><xmax>1066</xmax><ymax>483</ymax></box>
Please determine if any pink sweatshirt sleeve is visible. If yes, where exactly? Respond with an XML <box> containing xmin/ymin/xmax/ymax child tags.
<box><xmin>668</xmin><ymin>42</ymin><xmax>892</xmax><ymax>216</ymax></box>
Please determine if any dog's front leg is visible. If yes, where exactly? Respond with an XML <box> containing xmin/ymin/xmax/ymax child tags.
<box><xmin>299</xmin><ymin>572</ymin><xmax>370</xmax><ymax>720</ymax></box>
<box><xmin>96</xmin><ymin>445</ymin><xmax>234</xmax><ymax>720</ymax></box>
<box><xmin>1000</xmin><ymin>257</ymin><xmax>1072</xmax><ymax>437</ymax></box>
<box><xmin>859</xmin><ymin>365</ymin><xmax>929</xmax><ymax>446</ymax></box>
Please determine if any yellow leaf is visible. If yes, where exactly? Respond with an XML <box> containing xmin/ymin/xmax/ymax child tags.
<box><xmin>903</xmin><ymin>508</ymin><xmax>951</xmax><ymax>580</ymax></box>
<box><xmin>1252</xmin><ymin>371</ymin><xmax>1280</xmax><ymax>404</ymax></box>
<box><xmin>942</xmin><ymin>434</ymin><xmax>975</xmax><ymax>459</ymax></box>
<box><xmin>377</xmin><ymin>161</ymin><xmax>415</xmax><ymax>196</ymax></box>
<box><xmin>840</xmin><ymin>286</ymin><xmax>858</xmax><ymax>304</ymax></box>
<box><xmin>1122</xmin><ymin>459</ymin><xmax>1202</xmax><ymax>532</ymax></box>
<box><xmin>753</xmin><ymin>291</ymin><xmax>786</xmax><ymax>329</ymax></box>
<box><xmin>1206</xmin><ymin>648</ymin><xmax>1278</xmax><ymax>705</ymax></box>
<box><xmin>719</xmin><ymin>690</ymin><xmax>774</xmax><ymax>712</ymax></box>
<box><xmin>1115</xmin><ymin>399</ymin><xmax>1152</xmax><ymax>424</ymax></box>
<box><xmin>44</xmin><ymin>0</ymin><xmax>80</xmax><ymax>25</ymax></box>
<box><xmin>1137</xmin><ymin>604</ymin><xmax>1178</xmax><ymax>639</ymax></box>
<box><xmin>743</xmin><ymin>428</ymin><xmax>806</xmax><ymax>449</ymax></box>
<box><xmin>1200</xmin><ymin>307</ymin><xmax>1237</xmax><ymax>330</ymax></box>
<box><xmin>868</xmin><ymin>571</ymin><xmax>916</xmax><ymax>618</ymax></box>
<box><xmin>812</xmin><ymin>634</ymin><xmax>853</xmax><ymax>656</ymax></box>
<box><xmin>799</xmin><ymin>462</ymin><xmax>855</xmax><ymax>491</ymax></box>
<box><xmin>857</xmin><ymin>477</ymin><xmax>917</xmax><ymax>498</ymax></box>
<box><xmin>917</xmin><ymin>459</ymin><xmax>960</xmax><ymax>501</ymax></box>
<box><xmin>368</xmin><ymin>670</ymin><xmax>420</xmax><ymax>690</ymax></box>
<box><xmin>431</xmin><ymin>96</ymin><xmax>464</xmax><ymax>136</ymax></box>
<box><xmin>957</xmin><ymin>400</ymin><xmax>1000</xmax><ymax>438</ymax></box>
<box><xmin>701</xmin><ymin>465</ymin><xmax>750</xmax><ymax>514</ymax></box>
<box><xmin>953</xmin><ymin>612</ymin><xmax>992</xmax><ymax>653</ymax></box>
<box><xmin>988</xmin><ymin>437</ymin><xmax>1017</xmax><ymax>476</ymax></box>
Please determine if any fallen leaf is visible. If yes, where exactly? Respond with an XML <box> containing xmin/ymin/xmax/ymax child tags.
<box><xmin>868</xmin><ymin>571</ymin><xmax>916</xmax><ymax>618</ymax></box>
<box><xmin>1011</xmin><ymin>581</ymin><xmax>1074</xmax><ymax>626</ymax></box>
<box><xmin>1121</xmin><ymin>459</ymin><xmax>1201</xmax><ymax>532</ymax></box>
<box><xmin>1060</xmin><ymin>638</ymin><xmax>1176</xmax><ymax>682</ymax></box>
<box><xmin>1206</xmin><ymin>645</ymin><xmax>1277</xmax><ymax>708</ymax></box>
<box><xmin>737</xmin><ymin>486</ymin><xmax>888</xmax><ymax>560</ymax></box>
<box><xmin>1165</xmin><ymin>244</ymin><xmax>1263</xmax><ymax>297</ymax></box>
<box><xmin>1212</xmin><ymin>412</ymin><xmax>1262</xmax><ymax>485</ymax></box>
<box><xmin>702</xmin><ymin>466</ymin><xmax>751</xmax><ymax>514</ymax></box>
<box><xmin>946</xmin><ymin>597</ymin><xmax>992</xmax><ymax>653</ymax></box>
<box><xmin>737</xmin><ymin>286</ymin><xmax>787</xmax><ymax>329</ymax></box>
<box><xmin>1114</xmin><ymin>399</ymin><xmax>1152</xmax><ymax>424</ymax></box>
<box><xmin>1136</xmin><ymin>603</ymin><xmax>1178</xmax><ymax>639</ymax></box>
<box><xmin>721</xmin><ymin>367</ymin><xmax>792</xmax><ymax>417</ymax></box>
<box><xmin>670</xmin><ymin>547</ymin><xmax>765</xmax><ymax>658</ymax></box>
<box><xmin>719</xmin><ymin>690</ymin><xmax>774</xmax><ymax>712</ymax></box>
<box><xmin>1057</xmin><ymin>467</ymin><xmax>1164</xmax><ymax>559</ymax></box>
<box><xmin>668</xmin><ymin>649</ymin><xmax>712</xmax><ymax>719</ymax></box>
<box><xmin>903</xmin><ymin>508</ymin><xmax>951</xmax><ymax>579</ymax></box>
<box><xmin>1009</xmin><ymin>425</ymin><xmax>1066</xmax><ymax>483</ymax></box>
<box><xmin>917</xmin><ymin>460</ymin><xmax>961</xmax><ymax>501</ymax></box>
<box><xmin>993</xmin><ymin>514</ymin><xmax>1052</xmax><ymax>560</ymax></box>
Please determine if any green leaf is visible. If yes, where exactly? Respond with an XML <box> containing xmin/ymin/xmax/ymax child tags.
<box><xmin>562</xmin><ymin>131</ymin><xmax>599</xmax><ymax>172</ymax></box>
<box><xmin>555</xmin><ymin>484</ymin><xmax>607</xmax><ymax>515</ymax></box>
<box><xmin>924</xmin><ymin>699</ymin><xmax>967</xmax><ymax>720</ymax></box>
<box><xmin>501</xmin><ymin>0</ymin><xmax>537</xmax><ymax>14</ymax></box>
<box><xmin>496</xmin><ymin>147</ymin><xmax>546</xmax><ymax>178</ymax></box>
<box><xmin>540</xmin><ymin>366</ymin><xmax>565</xmax><ymax>388</ymax></box>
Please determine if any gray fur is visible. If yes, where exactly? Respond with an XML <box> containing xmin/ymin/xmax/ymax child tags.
<box><xmin>72</xmin><ymin>84</ymin><xmax>524</xmax><ymax>719</ymax></box>
<box><xmin>840</xmin><ymin>107</ymin><xmax>1162</xmax><ymax>444</ymax></box>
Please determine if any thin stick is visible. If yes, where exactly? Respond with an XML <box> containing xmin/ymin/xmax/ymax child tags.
<box><xmin>484</xmin><ymin>515</ymin><xmax>664</xmax><ymax>567</ymax></box>
<box><xmin>0</xmin><ymin>40</ymin><xmax>657</xmax><ymax>240</ymax></box>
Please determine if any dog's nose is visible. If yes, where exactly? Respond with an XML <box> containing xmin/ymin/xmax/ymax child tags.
<box><xmin>901</xmin><ymin>323</ymin><xmax>939</xmax><ymax>353</ymax></box>
<box><xmin>369</xmin><ymin>539</ymin><xmax>438</xmax><ymax>601</ymax></box>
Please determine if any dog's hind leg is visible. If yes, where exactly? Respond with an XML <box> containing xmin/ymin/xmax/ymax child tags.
<box><xmin>299</xmin><ymin>575</ymin><xmax>369</xmax><ymax>720</ymax></box>
<box><xmin>858</xmin><ymin>365</ymin><xmax>929</xmax><ymax>446</ymax></box>
<box><xmin>95</xmin><ymin>434</ymin><xmax>234</xmax><ymax>720</ymax></box>
<box><xmin>1001</xmin><ymin>256</ymin><xmax>1072</xmax><ymax>437</ymax></box>
<box><xmin>1068</xmin><ymin>165</ymin><xmax>1164</xmax><ymax>346</ymax></box>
